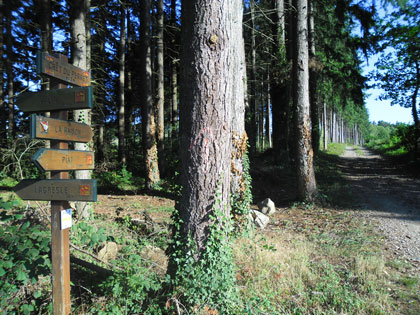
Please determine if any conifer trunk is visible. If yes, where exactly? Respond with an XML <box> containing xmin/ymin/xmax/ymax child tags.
<box><xmin>156</xmin><ymin>0</ymin><xmax>165</xmax><ymax>171</ymax></box>
<box><xmin>178</xmin><ymin>0</ymin><xmax>233</xmax><ymax>255</ymax></box>
<box><xmin>140</xmin><ymin>0</ymin><xmax>160</xmax><ymax>189</ymax></box>
<box><xmin>293</xmin><ymin>0</ymin><xmax>317</xmax><ymax>202</ymax></box>
<box><xmin>71</xmin><ymin>0</ymin><xmax>93</xmax><ymax>219</ymax></box>
<box><xmin>118</xmin><ymin>4</ymin><xmax>126</xmax><ymax>164</ymax></box>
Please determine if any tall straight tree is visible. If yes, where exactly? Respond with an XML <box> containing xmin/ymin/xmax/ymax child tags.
<box><xmin>140</xmin><ymin>0</ymin><xmax>160</xmax><ymax>189</ymax></box>
<box><xmin>293</xmin><ymin>0</ymin><xmax>318</xmax><ymax>201</ymax></box>
<box><xmin>169</xmin><ymin>0</ymin><xmax>238</xmax><ymax>310</ymax></box>
<box><xmin>231</xmin><ymin>0</ymin><xmax>251</xmax><ymax>219</ymax></box>
<box><xmin>156</xmin><ymin>0</ymin><xmax>165</xmax><ymax>170</ymax></box>
<box><xmin>170</xmin><ymin>0</ymin><xmax>178</xmax><ymax>140</ymax></box>
<box><xmin>118</xmin><ymin>3</ymin><xmax>126</xmax><ymax>165</ymax></box>
<box><xmin>71</xmin><ymin>0</ymin><xmax>93</xmax><ymax>218</ymax></box>
<box><xmin>308</xmin><ymin>0</ymin><xmax>320</xmax><ymax>155</ymax></box>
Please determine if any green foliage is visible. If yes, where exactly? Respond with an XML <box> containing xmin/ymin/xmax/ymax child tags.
<box><xmin>325</xmin><ymin>143</ymin><xmax>347</xmax><ymax>156</ymax></box>
<box><xmin>366</xmin><ymin>122</ymin><xmax>416</xmax><ymax>156</ymax></box>
<box><xmin>95</xmin><ymin>165</ymin><xmax>135</xmax><ymax>192</ymax></box>
<box><xmin>0</xmin><ymin>208</ymin><xmax>52</xmax><ymax>314</ymax></box>
<box><xmin>0</xmin><ymin>172</ymin><xmax>18</xmax><ymax>188</ymax></box>
<box><xmin>88</xmin><ymin>253</ymin><xmax>162</xmax><ymax>314</ymax></box>
<box><xmin>71</xmin><ymin>222</ymin><xmax>107</xmax><ymax>250</ymax></box>
<box><xmin>168</xmin><ymin>198</ymin><xmax>239</xmax><ymax>313</ymax></box>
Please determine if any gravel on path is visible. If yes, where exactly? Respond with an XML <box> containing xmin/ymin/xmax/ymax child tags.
<box><xmin>339</xmin><ymin>146</ymin><xmax>420</xmax><ymax>272</ymax></box>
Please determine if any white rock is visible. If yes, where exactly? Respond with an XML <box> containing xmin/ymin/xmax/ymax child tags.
<box><xmin>98</xmin><ymin>242</ymin><xmax>119</xmax><ymax>263</ymax></box>
<box><xmin>249</xmin><ymin>210</ymin><xmax>270</xmax><ymax>229</ymax></box>
<box><xmin>258</xmin><ymin>198</ymin><xmax>276</xmax><ymax>215</ymax></box>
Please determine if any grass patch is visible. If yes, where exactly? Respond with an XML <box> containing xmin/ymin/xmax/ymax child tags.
<box><xmin>325</xmin><ymin>143</ymin><xmax>347</xmax><ymax>156</ymax></box>
<box><xmin>234</xmin><ymin>207</ymin><xmax>419</xmax><ymax>314</ymax></box>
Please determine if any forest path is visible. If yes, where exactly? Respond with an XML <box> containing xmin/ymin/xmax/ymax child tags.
<box><xmin>339</xmin><ymin>146</ymin><xmax>420</xmax><ymax>269</ymax></box>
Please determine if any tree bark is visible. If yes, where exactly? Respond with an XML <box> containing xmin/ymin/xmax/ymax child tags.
<box><xmin>231</xmin><ymin>0</ymin><xmax>250</xmax><ymax>220</ymax></box>
<box><xmin>156</xmin><ymin>0</ymin><xmax>165</xmax><ymax>172</ymax></box>
<box><xmin>293</xmin><ymin>0</ymin><xmax>317</xmax><ymax>202</ymax></box>
<box><xmin>308</xmin><ymin>0</ymin><xmax>320</xmax><ymax>155</ymax></box>
<box><xmin>118</xmin><ymin>4</ymin><xmax>126</xmax><ymax>164</ymax></box>
<box><xmin>178</xmin><ymin>0</ymin><xmax>233</xmax><ymax>255</ymax></box>
<box><xmin>71</xmin><ymin>0</ymin><xmax>93</xmax><ymax>219</ymax></box>
<box><xmin>140</xmin><ymin>0</ymin><xmax>160</xmax><ymax>189</ymax></box>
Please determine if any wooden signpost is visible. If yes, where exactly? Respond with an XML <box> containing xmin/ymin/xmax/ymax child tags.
<box><xmin>37</xmin><ymin>51</ymin><xmax>91</xmax><ymax>86</ymax></box>
<box><xmin>16</xmin><ymin>86</ymin><xmax>92</xmax><ymax>113</ymax></box>
<box><xmin>32</xmin><ymin>149</ymin><xmax>94</xmax><ymax>172</ymax></box>
<box><xmin>30</xmin><ymin>115</ymin><xmax>93</xmax><ymax>142</ymax></box>
<box><xmin>14</xmin><ymin>51</ymin><xmax>95</xmax><ymax>315</ymax></box>
<box><xmin>14</xmin><ymin>179</ymin><xmax>97</xmax><ymax>202</ymax></box>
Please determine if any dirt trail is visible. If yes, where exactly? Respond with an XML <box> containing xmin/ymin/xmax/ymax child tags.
<box><xmin>339</xmin><ymin>146</ymin><xmax>420</xmax><ymax>269</ymax></box>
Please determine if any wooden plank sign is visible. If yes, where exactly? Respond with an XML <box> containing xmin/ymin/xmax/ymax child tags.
<box><xmin>14</xmin><ymin>179</ymin><xmax>97</xmax><ymax>202</ymax></box>
<box><xmin>37</xmin><ymin>51</ymin><xmax>91</xmax><ymax>86</ymax></box>
<box><xmin>16</xmin><ymin>87</ymin><xmax>92</xmax><ymax>113</ymax></box>
<box><xmin>30</xmin><ymin>115</ymin><xmax>93</xmax><ymax>143</ymax></box>
<box><xmin>32</xmin><ymin>148</ymin><xmax>95</xmax><ymax>172</ymax></box>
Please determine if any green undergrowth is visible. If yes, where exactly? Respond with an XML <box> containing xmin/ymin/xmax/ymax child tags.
<box><xmin>2</xmin><ymin>150</ymin><xmax>420</xmax><ymax>314</ymax></box>
<box><xmin>316</xmin><ymin>143</ymin><xmax>353</xmax><ymax>206</ymax></box>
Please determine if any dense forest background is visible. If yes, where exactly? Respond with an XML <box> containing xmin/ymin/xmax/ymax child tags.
<box><xmin>1</xmin><ymin>0</ymin><xmax>419</xmax><ymax>186</ymax></box>
<box><xmin>1</xmin><ymin>0</ymin><xmax>420</xmax><ymax>313</ymax></box>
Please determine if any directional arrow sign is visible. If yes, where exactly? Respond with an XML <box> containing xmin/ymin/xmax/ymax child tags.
<box><xmin>30</xmin><ymin>115</ymin><xmax>93</xmax><ymax>142</ymax></box>
<box><xmin>37</xmin><ymin>51</ymin><xmax>91</xmax><ymax>86</ymax></box>
<box><xmin>14</xmin><ymin>179</ymin><xmax>97</xmax><ymax>202</ymax></box>
<box><xmin>16</xmin><ymin>87</ymin><xmax>92</xmax><ymax>113</ymax></box>
<box><xmin>32</xmin><ymin>149</ymin><xmax>95</xmax><ymax>172</ymax></box>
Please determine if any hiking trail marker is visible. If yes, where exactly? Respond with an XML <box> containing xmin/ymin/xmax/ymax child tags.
<box><xmin>14</xmin><ymin>51</ymin><xmax>95</xmax><ymax>315</ymax></box>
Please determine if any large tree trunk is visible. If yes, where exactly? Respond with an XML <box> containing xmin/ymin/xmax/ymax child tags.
<box><xmin>72</xmin><ymin>0</ymin><xmax>93</xmax><ymax>219</ymax></box>
<box><xmin>178</xmin><ymin>0</ymin><xmax>233</xmax><ymax>254</ymax></box>
<box><xmin>140</xmin><ymin>0</ymin><xmax>160</xmax><ymax>189</ymax></box>
<box><xmin>118</xmin><ymin>4</ymin><xmax>126</xmax><ymax>165</ymax></box>
<box><xmin>293</xmin><ymin>0</ymin><xmax>317</xmax><ymax>202</ymax></box>
<box><xmin>169</xmin><ymin>1</ymin><xmax>237</xmax><ymax>308</ymax></box>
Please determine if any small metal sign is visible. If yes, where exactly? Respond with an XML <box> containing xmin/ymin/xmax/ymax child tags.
<box><xmin>61</xmin><ymin>209</ymin><xmax>72</xmax><ymax>230</ymax></box>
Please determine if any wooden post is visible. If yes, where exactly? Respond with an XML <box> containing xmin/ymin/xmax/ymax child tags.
<box><xmin>50</xmin><ymin>54</ymin><xmax>71</xmax><ymax>315</ymax></box>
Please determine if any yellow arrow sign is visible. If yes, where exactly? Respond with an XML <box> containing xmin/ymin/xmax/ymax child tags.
<box><xmin>32</xmin><ymin>149</ymin><xmax>95</xmax><ymax>172</ymax></box>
